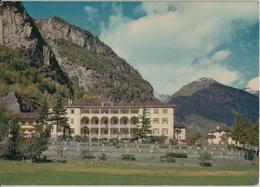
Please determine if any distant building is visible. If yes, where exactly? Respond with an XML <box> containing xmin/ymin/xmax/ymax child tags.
<box><xmin>207</xmin><ymin>125</ymin><xmax>235</xmax><ymax>145</ymax></box>
<box><xmin>17</xmin><ymin>112</ymin><xmax>38</xmax><ymax>137</ymax></box>
<box><xmin>174</xmin><ymin>123</ymin><xmax>186</xmax><ymax>141</ymax></box>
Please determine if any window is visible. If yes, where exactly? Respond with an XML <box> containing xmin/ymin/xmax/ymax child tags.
<box><xmin>153</xmin><ymin>109</ymin><xmax>159</xmax><ymax>114</ymax></box>
<box><xmin>162</xmin><ymin>109</ymin><xmax>168</xmax><ymax>113</ymax></box>
<box><xmin>82</xmin><ymin>109</ymin><xmax>90</xmax><ymax>113</ymax></box>
<box><xmin>101</xmin><ymin>109</ymin><xmax>109</xmax><ymax>114</ymax></box>
<box><xmin>162</xmin><ymin>118</ymin><xmax>168</xmax><ymax>124</ymax></box>
<box><xmin>120</xmin><ymin>109</ymin><xmax>129</xmax><ymax>114</ymax></box>
<box><xmin>92</xmin><ymin>109</ymin><xmax>99</xmax><ymax>114</ymax></box>
<box><xmin>153</xmin><ymin>118</ymin><xmax>159</xmax><ymax>124</ymax></box>
<box><xmin>130</xmin><ymin>109</ymin><xmax>139</xmax><ymax>114</ymax></box>
<box><xmin>70</xmin><ymin>128</ymin><xmax>75</xmax><ymax>134</ymax></box>
<box><xmin>162</xmin><ymin>128</ymin><xmax>168</xmax><ymax>135</ymax></box>
<box><xmin>71</xmin><ymin>109</ymin><xmax>74</xmax><ymax>114</ymax></box>
<box><xmin>111</xmin><ymin>109</ymin><xmax>119</xmax><ymax>114</ymax></box>
<box><xmin>152</xmin><ymin>128</ymin><xmax>160</xmax><ymax>134</ymax></box>
<box><xmin>71</xmin><ymin>118</ymin><xmax>74</xmax><ymax>124</ymax></box>
<box><xmin>58</xmin><ymin>127</ymin><xmax>62</xmax><ymax>132</ymax></box>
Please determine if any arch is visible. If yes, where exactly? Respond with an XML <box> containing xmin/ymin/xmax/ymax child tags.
<box><xmin>90</xmin><ymin>116</ymin><xmax>99</xmax><ymax>125</ymax></box>
<box><xmin>120</xmin><ymin>116</ymin><xmax>129</xmax><ymax>125</ymax></box>
<box><xmin>81</xmin><ymin>116</ymin><xmax>90</xmax><ymax>125</ymax></box>
<box><xmin>130</xmin><ymin>116</ymin><xmax>139</xmax><ymax>125</ymax></box>
<box><xmin>100</xmin><ymin>116</ymin><xmax>109</xmax><ymax>125</ymax></box>
<box><xmin>110</xmin><ymin>116</ymin><xmax>119</xmax><ymax>125</ymax></box>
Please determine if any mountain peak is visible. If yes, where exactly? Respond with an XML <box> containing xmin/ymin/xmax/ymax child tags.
<box><xmin>173</xmin><ymin>77</ymin><xmax>218</xmax><ymax>97</ymax></box>
<box><xmin>197</xmin><ymin>77</ymin><xmax>217</xmax><ymax>83</ymax></box>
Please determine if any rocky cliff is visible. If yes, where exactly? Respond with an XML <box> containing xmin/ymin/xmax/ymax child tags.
<box><xmin>167</xmin><ymin>78</ymin><xmax>259</xmax><ymax>133</ymax></box>
<box><xmin>0</xmin><ymin>2</ymin><xmax>155</xmax><ymax>109</ymax></box>
<box><xmin>0</xmin><ymin>2</ymin><xmax>70</xmax><ymax>86</ymax></box>
<box><xmin>35</xmin><ymin>17</ymin><xmax>155</xmax><ymax>102</ymax></box>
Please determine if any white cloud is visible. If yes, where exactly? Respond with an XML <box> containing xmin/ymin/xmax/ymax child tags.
<box><xmin>100</xmin><ymin>2</ymin><xmax>258</xmax><ymax>94</ymax></box>
<box><xmin>84</xmin><ymin>6</ymin><xmax>98</xmax><ymax>22</ymax></box>
<box><xmin>211</xmin><ymin>50</ymin><xmax>232</xmax><ymax>63</ymax></box>
<box><xmin>246</xmin><ymin>76</ymin><xmax>259</xmax><ymax>91</ymax></box>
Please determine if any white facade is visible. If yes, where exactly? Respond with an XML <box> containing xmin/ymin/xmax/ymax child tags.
<box><xmin>207</xmin><ymin>126</ymin><xmax>235</xmax><ymax>145</ymax></box>
<box><xmin>50</xmin><ymin>102</ymin><xmax>175</xmax><ymax>141</ymax></box>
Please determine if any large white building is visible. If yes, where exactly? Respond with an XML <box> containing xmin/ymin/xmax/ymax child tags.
<box><xmin>49</xmin><ymin>100</ymin><xmax>175</xmax><ymax>141</ymax></box>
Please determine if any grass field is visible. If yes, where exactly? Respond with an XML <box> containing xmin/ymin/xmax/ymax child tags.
<box><xmin>0</xmin><ymin>160</ymin><xmax>258</xmax><ymax>185</ymax></box>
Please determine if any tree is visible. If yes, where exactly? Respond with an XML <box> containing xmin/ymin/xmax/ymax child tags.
<box><xmin>17</xmin><ymin>136</ymin><xmax>47</xmax><ymax>163</ymax></box>
<box><xmin>134</xmin><ymin>107</ymin><xmax>152</xmax><ymax>143</ymax></box>
<box><xmin>0</xmin><ymin>103</ymin><xmax>21</xmax><ymax>160</ymax></box>
<box><xmin>231</xmin><ymin>113</ymin><xmax>242</xmax><ymax>145</ymax></box>
<box><xmin>36</xmin><ymin>99</ymin><xmax>50</xmax><ymax>138</ymax></box>
<box><xmin>186</xmin><ymin>127</ymin><xmax>202</xmax><ymax>145</ymax></box>
<box><xmin>231</xmin><ymin>114</ymin><xmax>259</xmax><ymax>155</ymax></box>
<box><xmin>50</xmin><ymin>95</ymin><xmax>69</xmax><ymax>140</ymax></box>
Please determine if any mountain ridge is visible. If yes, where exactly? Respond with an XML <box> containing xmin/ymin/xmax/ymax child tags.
<box><xmin>167</xmin><ymin>77</ymin><xmax>259</xmax><ymax>132</ymax></box>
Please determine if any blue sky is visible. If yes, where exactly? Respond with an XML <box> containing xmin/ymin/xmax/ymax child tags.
<box><xmin>23</xmin><ymin>2</ymin><xmax>259</xmax><ymax>95</ymax></box>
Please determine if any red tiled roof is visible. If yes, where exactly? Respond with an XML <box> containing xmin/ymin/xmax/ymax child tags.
<box><xmin>51</xmin><ymin>99</ymin><xmax>175</xmax><ymax>109</ymax></box>
<box><xmin>208</xmin><ymin>125</ymin><xmax>231</xmax><ymax>133</ymax></box>
<box><xmin>17</xmin><ymin>112</ymin><xmax>38</xmax><ymax>119</ymax></box>
<box><xmin>174</xmin><ymin>123</ymin><xmax>185</xmax><ymax>128</ymax></box>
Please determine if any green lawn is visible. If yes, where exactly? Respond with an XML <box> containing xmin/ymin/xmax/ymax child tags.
<box><xmin>0</xmin><ymin>161</ymin><xmax>258</xmax><ymax>185</ymax></box>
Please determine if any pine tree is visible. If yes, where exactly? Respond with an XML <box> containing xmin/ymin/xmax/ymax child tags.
<box><xmin>51</xmin><ymin>95</ymin><xmax>69</xmax><ymax>140</ymax></box>
<box><xmin>134</xmin><ymin>107</ymin><xmax>152</xmax><ymax>143</ymax></box>
<box><xmin>36</xmin><ymin>99</ymin><xmax>50</xmax><ymax>138</ymax></box>
<box><xmin>231</xmin><ymin>113</ymin><xmax>242</xmax><ymax>145</ymax></box>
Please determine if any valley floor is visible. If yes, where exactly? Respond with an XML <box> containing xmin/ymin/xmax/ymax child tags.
<box><xmin>0</xmin><ymin>160</ymin><xmax>258</xmax><ymax>185</ymax></box>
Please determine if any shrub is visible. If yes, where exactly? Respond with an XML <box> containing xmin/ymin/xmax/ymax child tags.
<box><xmin>149</xmin><ymin>136</ymin><xmax>166</xmax><ymax>144</ymax></box>
<box><xmin>100</xmin><ymin>138</ymin><xmax>108</xmax><ymax>142</ymax></box>
<box><xmin>80</xmin><ymin>150</ymin><xmax>95</xmax><ymax>160</ymax></box>
<box><xmin>227</xmin><ymin>144</ymin><xmax>236</xmax><ymax>151</ymax></box>
<box><xmin>166</xmin><ymin>152</ymin><xmax>188</xmax><ymax>158</ymax></box>
<box><xmin>98</xmin><ymin>153</ymin><xmax>107</xmax><ymax>161</ymax></box>
<box><xmin>199</xmin><ymin>152</ymin><xmax>212</xmax><ymax>167</ymax></box>
<box><xmin>74</xmin><ymin>135</ymin><xmax>81</xmax><ymax>142</ymax></box>
<box><xmin>169</xmin><ymin>139</ymin><xmax>177</xmax><ymax>145</ymax></box>
<box><xmin>199</xmin><ymin>162</ymin><xmax>212</xmax><ymax>167</ymax></box>
<box><xmin>166</xmin><ymin>157</ymin><xmax>176</xmax><ymax>163</ymax></box>
<box><xmin>81</xmin><ymin>135</ymin><xmax>89</xmax><ymax>142</ymax></box>
<box><xmin>119</xmin><ymin>138</ymin><xmax>129</xmax><ymax>143</ymax></box>
<box><xmin>121</xmin><ymin>154</ymin><xmax>136</xmax><ymax>161</ymax></box>
<box><xmin>244</xmin><ymin>150</ymin><xmax>255</xmax><ymax>161</ymax></box>
<box><xmin>91</xmin><ymin>137</ymin><xmax>98</xmax><ymax>142</ymax></box>
<box><xmin>159</xmin><ymin>144</ymin><xmax>169</xmax><ymax>149</ymax></box>
<box><xmin>160</xmin><ymin>155</ymin><xmax>175</xmax><ymax>163</ymax></box>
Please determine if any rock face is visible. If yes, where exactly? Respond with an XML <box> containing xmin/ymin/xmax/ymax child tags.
<box><xmin>167</xmin><ymin>77</ymin><xmax>259</xmax><ymax>133</ymax></box>
<box><xmin>35</xmin><ymin>17</ymin><xmax>155</xmax><ymax>102</ymax></box>
<box><xmin>0</xmin><ymin>2</ymin><xmax>70</xmax><ymax>85</ymax></box>
<box><xmin>2</xmin><ymin>92</ymin><xmax>21</xmax><ymax>113</ymax></box>
<box><xmin>0</xmin><ymin>2</ymin><xmax>155</xmax><ymax>103</ymax></box>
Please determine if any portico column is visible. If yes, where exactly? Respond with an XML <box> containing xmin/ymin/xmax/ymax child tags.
<box><xmin>128</xmin><ymin>127</ymin><xmax>131</xmax><ymax>138</ymax></box>
<box><xmin>108</xmin><ymin>127</ymin><xmax>111</xmax><ymax>137</ymax></box>
<box><xmin>98</xmin><ymin>128</ymin><xmax>101</xmax><ymax>138</ymax></box>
